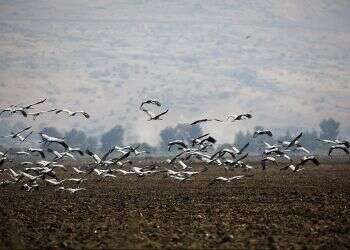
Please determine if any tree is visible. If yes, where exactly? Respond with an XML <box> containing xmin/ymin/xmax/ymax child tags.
<box><xmin>300</xmin><ymin>129</ymin><xmax>319</xmax><ymax>152</ymax></box>
<box><xmin>234</xmin><ymin>126</ymin><xmax>276</xmax><ymax>154</ymax></box>
<box><xmin>86</xmin><ymin>136</ymin><xmax>98</xmax><ymax>152</ymax></box>
<box><xmin>0</xmin><ymin>120</ymin><xmax>11</xmax><ymax>146</ymax></box>
<box><xmin>234</xmin><ymin>130</ymin><xmax>248</xmax><ymax>149</ymax></box>
<box><xmin>100</xmin><ymin>125</ymin><xmax>124</xmax><ymax>152</ymax></box>
<box><xmin>132</xmin><ymin>142</ymin><xmax>157</xmax><ymax>154</ymax></box>
<box><xmin>65</xmin><ymin>129</ymin><xmax>87</xmax><ymax>148</ymax></box>
<box><xmin>216</xmin><ymin>143</ymin><xmax>232</xmax><ymax>151</ymax></box>
<box><xmin>159</xmin><ymin>123</ymin><xmax>202</xmax><ymax>151</ymax></box>
<box><xmin>174</xmin><ymin>123</ymin><xmax>202</xmax><ymax>142</ymax></box>
<box><xmin>159</xmin><ymin>126</ymin><xmax>175</xmax><ymax>150</ymax></box>
<box><xmin>319</xmin><ymin>118</ymin><xmax>340</xmax><ymax>140</ymax></box>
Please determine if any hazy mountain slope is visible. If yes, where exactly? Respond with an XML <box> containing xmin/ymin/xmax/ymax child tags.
<box><xmin>0</xmin><ymin>0</ymin><xmax>349</xmax><ymax>145</ymax></box>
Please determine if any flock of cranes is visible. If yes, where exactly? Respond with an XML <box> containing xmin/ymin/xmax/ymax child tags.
<box><xmin>0</xmin><ymin>98</ymin><xmax>349</xmax><ymax>194</ymax></box>
<box><xmin>0</xmin><ymin>98</ymin><xmax>90</xmax><ymax>120</ymax></box>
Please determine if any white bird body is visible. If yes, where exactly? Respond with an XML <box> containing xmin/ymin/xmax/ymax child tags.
<box><xmin>134</xmin><ymin>149</ymin><xmax>148</xmax><ymax>156</ymax></box>
<box><xmin>334</xmin><ymin>139</ymin><xmax>350</xmax><ymax>148</ymax></box>
<box><xmin>65</xmin><ymin>178</ymin><xmax>87</xmax><ymax>183</ymax></box>
<box><xmin>115</xmin><ymin>169</ymin><xmax>135</xmax><ymax>175</ymax></box>
<box><xmin>132</xmin><ymin>167</ymin><xmax>144</xmax><ymax>175</ymax></box>
<box><xmin>296</xmin><ymin>156</ymin><xmax>320</xmax><ymax>168</ymax></box>
<box><xmin>20</xmin><ymin>171</ymin><xmax>42</xmax><ymax>181</ymax></box>
<box><xmin>93</xmin><ymin>169</ymin><xmax>108</xmax><ymax>176</ymax></box>
<box><xmin>283</xmin><ymin>132</ymin><xmax>303</xmax><ymax>148</ymax></box>
<box><xmin>28</xmin><ymin>148</ymin><xmax>46</xmax><ymax>158</ymax></box>
<box><xmin>5</xmin><ymin>168</ymin><xmax>22</xmax><ymax>180</ymax></box>
<box><xmin>53</xmin><ymin>109</ymin><xmax>90</xmax><ymax>119</ymax></box>
<box><xmin>58</xmin><ymin>187</ymin><xmax>86</xmax><ymax>194</ymax></box>
<box><xmin>45</xmin><ymin>178</ymin><xmax>66</xmax><ymax>186</ymax></box>
<box><xmin>0</xmin><ymin>180</ymin><xmax>15</xmax><ymax>186</ymax></box>
<box><xmin>10</xmin><ymin>107</ymin><xmax>28</xmax><ymax>117</ymax></box>
<box><xmin>47</xmin><ymin>148</ymin><xmax>76</xmax><ymax>161</ymax></box>
<box><xmin>281</xmin><ymin>164</ymin><xmax>304</xmax><ymax>172</ymax></box>
<box><xmin>329</xmin><ymin>145</ymin><xmax>349</xmax><ymax>156</ymax></box>
<box><xmin>253</xmin><ymin>130</ymin><xmax>273</xmax><ymax>138</ymax></box>
<box><xmin>16</xmin><ymin>151</ymin><xmax>31</xmax><ymax>156</ymax></box>
<box><xmin>317</xmin><ymin>139</ymin><xmax>336</xmax><ymax>144</ymax></box>
<box><xmin>140</xmin><ymin>100</ymin><xmax>162</xmax><ymax>109</ymax></box>
<box><xmin>22</xmin><ymin>182</ymin><xmax>39</xmax><ymax>192</ymax></box>
<box><xmin>231</xmin><ymin>143</ymin><xmax>250</xmax><ymax>155</ymax></box>
<box><xmin>189</xmin><ymin>151</ymin><xmax>211</xmax><ymax>159</ymax></box>
<box><xmin>71</xmin><ymin>167</ymin><xmax>86</xmax><ymax>174</ymax></box>
<box><xmin>261</xmin><ymin>156</ymin><xmax>278</xmax><ymax>170</ymax></box>
<box><xmin>0</xmin><ymin>107</ymin><xmax>15</xmax><ymax>116</ymax></box>
<box><xmin>168</xmin><ymin>175</ymin><xmax>190</xmax><ymax>181</ymax></box>
<box><xmin>190</xmin><ymin>118</ymin><xmax>223</xmax><ymax>125</ymax></box>
<box><xmin>36</xmin><ymin>160</ymin><xmax>54</xmax><ymax>168</ymax></box>
<box><xmin>142</xmin><ymin>108</ymin><xmax>169</xmax><ymax>121</ymax></box>
<box><xmin>86</xmin><ymin>150</ymin><xmax>102</xmax><ymax>164</ymax></box>
<box><xmin>294</xmin><ymin>146</ymin><xmax>310</xmax><ymax>154</ymax></box>
<box><xmin>132</xmin><ymin>167</ymin><xmax>158</xmax><ymax>176</ymax></box>
<box><xmin>65</xmin><ymin>147</ymin><xmax>84</xmax><ymax>156</ymax></box>
<box><xmin>181</xmin><ymin>171</ymin><xmax>200</xmax><ymax>177</ymax></box>
<box><xmin>21</xmin><ymin>161</ymin><xmax>34</xmax><ymax>166</ymax></box>
<box><xmin>26</xmin><ymin>110</ymin><xmax>49</xmax><ymax>120</ymax></box>
<box><xmin>85</xmin><ymin>149</ymin><xmax>118</xmax><ymax>166</ymax></box>
<box><xmin>168</xmin><ymin>140</ymin><xmax>188</xmax><ymax>151</ymax></box>
<box><xmin>191</xmin><ymin>133</ymin><xmax>210</xmax><ymax>146</ymax></box>
<box><xmin>165</xmin><ymin>169</ymin><xmax>180</xmax><ymax>176</ymax></box>
<box><xmin>101</xmin><ymin>173</ymin><xmax>117</xmax><ymax>179</ymax></box>
<box><xmin>211</xmin><ymin>149</ymin><xmax>236</xmax><ymax>160</ymax></box>
<box><xmin>224</xmin><ymin>153</ymin><xmax>249</xmax><ymax>167</ymax></box>
<box><xmin>264</xmin><ymin>142</ymin><xmax>278</xmax><ymax>150</ymax></box>
<box><xmin>227</xmin><ymin>113</ymin><xmax>252</xmax><ymax>121</ymax></box>
<box><xmin>16</xmin><ymin>131</ymin><xmax>33</xmax><ymax>143</ymax></box>
<box><xmin>115</xmin><ymin>160</ymin><xmax>133</xmax><ymax>167</ymax></box>
<box><xmin>317</xmin><ymin>139</ymin><xmax>350</xmax><ymax>148</ymax></box>
<box><xmin>2</xmin><ymin>126</ymin><xmax>32</xmax><ymax>142</ymax></box>
<box><xmin>208</xmin><ymin>175</ymin><xmax>246</xmax><ymax>185</ymax></box>
<box><xmin>51</xmin><ymin>164</ymin><xmax>66</xmax><ymax>170</ymax></box>
<box><xmin>40</xmin><ymin>133</ymin><xmax>68</xmax><ymax>149</ymax></box>
<box><xmin>39</xmin><ymin>167</ymin><xmax>56</xmax><ymax>175</ymax></box>
<box><xmin>177</xmin><ymin>160</ymin><xmax>190</xmax><ymax>170</ymax></box>
<box><xmin>24</xmin><ymin>167</ymin><xmax>45</xmax><ymax>172</ymax></box>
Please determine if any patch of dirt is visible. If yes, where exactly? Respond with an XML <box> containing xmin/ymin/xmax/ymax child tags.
<box><xmin>0</xmin><ymin>164</ymin><xmax>349</xmax><ymax>249</ymax></box>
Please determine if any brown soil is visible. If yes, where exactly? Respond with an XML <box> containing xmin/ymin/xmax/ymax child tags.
<box><xmin>0</xmin><ymin>163</ymin><xmax>349</xmax><ymax>249</ymax></box>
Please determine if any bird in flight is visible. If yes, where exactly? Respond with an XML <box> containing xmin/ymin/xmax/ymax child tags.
<box><xmin>328</xmin><ymin>145</ymin><xmax>349</xmax><ymax>157</ymax></box>
<box><xmin>49</xmin><ymin>109</ymin><xmax>90</xmax><ymax>119</ymax></box>
<box><xmin>227</xmin><ymin>113</ymin><xmax>253</xmax><ymax>121</ymax></box>
<box><xmin>141</xmin><ymin>108</ymin><xmax>169</xmax><ymax>121</ymax></box>
<box><xmin>140</xmin><ymin>99</ymin><xmax>162</xmax><ymax>109</ymax></box>
<box><xmin>1</xmin><ymin>126</ymin><xmax>33</xmax><ymax>143</ymax></box>
<box><xmin>190</xmin><ymin>118</ymin><xmax>223</xmax><ymax>125</ymax></box>
<box><xmin>253</xmin><ymin>130</ymin><xmax>273</xmax><ymax>138</ymax></box>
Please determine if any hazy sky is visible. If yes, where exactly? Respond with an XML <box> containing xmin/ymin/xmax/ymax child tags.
<box><xmin>0</xmin><ymin>0</ymin><xmax>349</xmax><ymax>145</ymax></box>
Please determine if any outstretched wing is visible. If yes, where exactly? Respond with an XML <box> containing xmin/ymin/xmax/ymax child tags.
<box><xmin>190</xmin><ymin>119</ymin><xmax>207</xmax><ymax>125</ymax></box>
<box><xmin>141</xmin><ymin>108</ymin><xmax>155</xmax><ymax>119</ymax></box>
<box><xmin>16</xmin><ymin>126</ymin><xmax>32</xmax><ymax>135</ymax></box>
<box><xmin>238</xmin><ymin>142</ymin><xmax>249</xmax><ymax>154</ymax></box>
<box><xmin>154</xmin><ymin>109</ymin><xmax>169</xmax><ymax>119</ymax></box>
<box><xmin>287</xmin><ymin>132</ymin><xmax>303</xmax><ymax>148</ymax></box>
<box><xmin>25</xmin><ymin>98</ymin><xmax>47</xmax><ymax>109</ymax></box>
